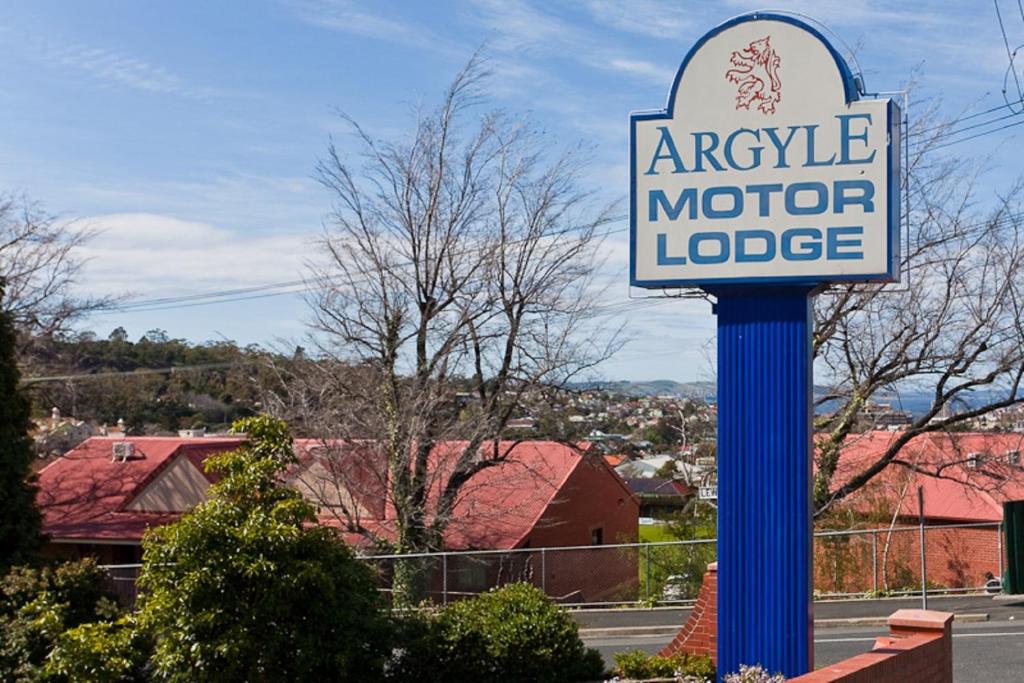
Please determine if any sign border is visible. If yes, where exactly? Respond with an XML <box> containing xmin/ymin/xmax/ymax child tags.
<box><xmin>629</xmin><ymin>12</ymin><xmax>901</xmax><ymax>289</ymax></box>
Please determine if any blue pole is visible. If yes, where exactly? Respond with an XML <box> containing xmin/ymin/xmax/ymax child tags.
<box><xmin>711</xmin><ymin>285</ymin><xmax>815</xmax><ymax>679</ymax></box>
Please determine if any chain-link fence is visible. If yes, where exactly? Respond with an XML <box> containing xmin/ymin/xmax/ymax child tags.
<box><xmin>100</xmin><ymin>521</ymin><xmax>1005</xmax><ymax>609</ymax></box>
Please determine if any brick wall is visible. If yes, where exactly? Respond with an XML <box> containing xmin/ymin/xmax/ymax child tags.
<box><xmin>814</xmin><ymin>525</ymin><xmax>1002</xmax><ymax>594</ymax></box>
<box><xmin>659</xmin><ymin>562</ymin><xmax>717</xmax><ymax>663</ymax></box>
<box><xmin>791</xmin><ymin>609</ymin><xmax>953</xmax><ymax>683</ymax></box>
<box><xmin>660</xmin><ymin>566</ymin><xmax>953</xmax><ymax>682</ymax></box>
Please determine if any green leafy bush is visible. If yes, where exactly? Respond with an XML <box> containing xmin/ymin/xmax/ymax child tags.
<box><xmin>136</xmin><ymin>415</ymin><xmax>392</xmax><ymax>682</ymax></box>
<box><xmin>613</xmin><ymin>649</ymin><xmax>715</xmax><ymax>681</ymax></box>
<box><xmin>390</xmin><ymin>583</ymin><xmax>605</xmax><ymax>683</ymax></box>
<box><xmin>0</xmin><ymin>559</ymin><xmax>120</xmax><ymax>681</ymax></box>
<box><xmin>45</xmin><ymin>615</ymin><xmax>151</xmax><ymax>682</ymax></box>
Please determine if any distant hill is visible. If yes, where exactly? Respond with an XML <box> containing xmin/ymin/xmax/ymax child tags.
<box><xmin>570</xmin><ymin>379</ymin><xmax>716</xmax><ymax>398</ymax></box>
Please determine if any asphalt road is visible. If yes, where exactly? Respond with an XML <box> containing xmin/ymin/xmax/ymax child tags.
<box><xmin>577</xmin><ymin>594</ymin><xmax>1024</xmax><ymax>680</ymax></box>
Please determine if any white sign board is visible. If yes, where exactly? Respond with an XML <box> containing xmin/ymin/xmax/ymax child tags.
<box><xmin>631</xmin><ymin>14</ymin><xmax>900</xmax><ymax>288</ymax></box>
<box><xmin>698</xmin><ymin>485</ymin><xmax>718</xmax><ymax>501</ymax></box>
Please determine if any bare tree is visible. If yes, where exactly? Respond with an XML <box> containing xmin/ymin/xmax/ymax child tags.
<box><xmin>813</xmin><ymin>101</ymin><xmax>1024</xmax><ymax>517</ymax></box>
<box><xmin>0</xmin><ymin>192</ymin><xmax>113</xmax><ymax>359</ymax></box>
<box><xmin>264</xmin><ymin>55</ymin><xmax>622</xmax><ymax>587</ymax></box>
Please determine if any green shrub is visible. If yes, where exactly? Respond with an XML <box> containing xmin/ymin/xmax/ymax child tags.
<box><xmin>0</xmin><ymin>559</ymin><xmax>121</xmax><ymax>681</ymax></box>
<box><xmin>613</xmin><ymin>648</ymin><xmax>715</xmax><ymax>681</ymax></box>
<box><xmin>136</xmin><ymin>416</ymin><xmax>391</xmax><ymax>682</ymax></box>
<box><xmin>45</xmin><ymin>615</ymin><xmax>151</xmax><ymax>682</ymax></box>
<box><xmin>390</xmin><ymin>583</ymin><xmax>605</xmax><ymax>683</ymax></box>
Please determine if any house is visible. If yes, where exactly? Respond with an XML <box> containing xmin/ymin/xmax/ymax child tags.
<box><xmin>819</xmin><ymin>431</ymin><xmax>1024</xmax><ymax>591</ymax></box>
<box><xmin>36</xmin><ymin>436</ymin><xmax>639</xmax><ymax>601</ymax></box>
<box><xmin>622</xmin><ymin>476</ymin><xmax>693</xmax><ymax>518</ymax></box>
<box><xmin>36</xmin><ymin>436</ymin><xmax>243</xmax><ymax>564</ymax></box>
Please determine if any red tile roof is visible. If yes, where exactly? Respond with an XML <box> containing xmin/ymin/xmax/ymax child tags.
<box><xmin>293</xmin><ymin>440</ymin><xmax>617</xmax><ymax>550</ymax></box>
<box><xmin>827</xmin><ymin>431</ymin><xmax>1024</xmax><ymax>522</ymax></box>
<box><xmin>38</xmin><ymin>437</ymin><xmax>627</xmax><ymax>551</ymax></box>
<box><xmin>37</xmin><ymin>437</ymin><xmax>243</xmax><ymax>542</ymax></box>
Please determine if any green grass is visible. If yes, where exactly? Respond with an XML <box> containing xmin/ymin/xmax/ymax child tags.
<box><xmin>638</xmin><ymin>523</ymin><xmax>680</xmax><ymax>543</ymax></box>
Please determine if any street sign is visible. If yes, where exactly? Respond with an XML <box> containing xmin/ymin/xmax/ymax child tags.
<box><xmin>695</xmin><ymin>456</ymin><xmax>717</xmax><ymax>468</ymax></box>
<box><xmin>630</xmin><ymin>14</ymin><xmax>900</xmax><ymax>288</ymax></box>
<box><xmin>628</xmin><ymin>12</ymin><xmax>902</xmax><ymax>678</ymax></box>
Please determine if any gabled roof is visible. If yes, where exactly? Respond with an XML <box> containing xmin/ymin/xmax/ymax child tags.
<box><xmin>292</xmin><ymin>440</ymin><xmax>622</xmax><ymax>550</ymax></box>
<box><xmin>829</xmin><ymin>431</ymin><xmax>1024</xmax><ymax>523</ymax></box>
<box><xmin>37</xmin><ymin>437</ymin><xmax>243</xmax><ymax>542</ymax></box>
<box><xmin>38</xmin><ymin>437</ymin><xmax>631</xmax><ymax>552</ymax></box>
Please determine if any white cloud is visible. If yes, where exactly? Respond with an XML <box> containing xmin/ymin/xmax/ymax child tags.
<box><xmin>2</xmin><ymin>32</ymin><xmax>218</xmax><ymax>98</ymax></box>
<box><xmin>586</xmin><ymin>0</ymin><xmax>693</xmax><ymax>39</ymax></box>
<box><xmin>607</xmin><ymin>58</ymin><xmax>673</xmax><ymax>83</ymax></box>
<box><xmin>77</xmin><ymin>213</ymin><xmax>312</xmax><ymax>297</ymax></box>
<box><xmin>286</xmin><ymin>0</ymin><xmax>460</xmax><ymax>56</ymax></box>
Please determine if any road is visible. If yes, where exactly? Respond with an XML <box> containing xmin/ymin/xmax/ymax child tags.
<box><xmin>577</xmin><ymin>594</ymin><xmax>1024</xmax><ymax>680</ymax></box>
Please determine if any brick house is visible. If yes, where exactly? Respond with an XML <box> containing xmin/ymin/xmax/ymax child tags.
<box><xmin>36</xmin><ymin>437</ymin><xmax>639</xmax><ymax>600</ymax></box>
<box><xmin>818</xmin><ymin>431</ymin><xmax>1024</xmax><ymax>592</ymax></box>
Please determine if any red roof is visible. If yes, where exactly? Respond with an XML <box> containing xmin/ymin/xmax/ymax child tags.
<box><xmin>827</xmin><ymin>431</ymin><xmax>1024</xmax><ymax>523</ymax></box>
<box><xmin>37</xmin><ymin>437</ymin><xmax>243</xmax><ymax>542</ymax></box>
<box><xmin>292</xmin><ymin>440</ymin><xmax>616</xmax><ymax>550</ymax></box>
<box><xmin>38</xmin><ymin>437</ymin><xmax>627</xmax><ymax>551</ymax></box>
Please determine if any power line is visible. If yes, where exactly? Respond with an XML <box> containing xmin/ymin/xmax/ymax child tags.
<box><xmin>927</xmin><ymin>116</ymin><xmax>1024</xmax><ymax>151</ymax></box>
<box><xmin>996</xmin><ymin>0</ymin><xmax>1024</xmax><ymax>101</ymax></box>
<box><xmin>21</xmin><ymin>362</ymin><xmax>237</xmax><ymax>385</ymax></box>
<box><xmin>909</xmin><ymin>97</ymin><xmax>1024</xmax><ymax>138</ymax></box>
<box><xmin>109</xmin><ymin>222</ymin><xmax>631</xmax><ymax>314</ymax></box>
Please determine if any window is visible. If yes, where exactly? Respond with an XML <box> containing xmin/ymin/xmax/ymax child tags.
<box><xmin>590</xmin><ymin>528</ymin><xmax>604</xmax><ymax>545</ymax></box>
<box><xmin>1008</xmin><ymin>450</ymin><xmax>1021</xmax><ymax>466</ymax></box>
<box><xmin>967</xmin><ymin>452</ymin><xmax>981</xmax><ymax>469</ymax></box>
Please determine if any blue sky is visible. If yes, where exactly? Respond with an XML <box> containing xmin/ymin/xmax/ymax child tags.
<box><xmin>2</xmin><ymin>1</ymin><xmax>1023</xmax><ymax>381</ymax></box>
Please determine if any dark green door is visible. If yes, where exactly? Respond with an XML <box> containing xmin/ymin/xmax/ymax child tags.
<box><xmin>1005</xmin><ymin>501</ymin><xmax>1024</xmax><ymax>594</ymax></box>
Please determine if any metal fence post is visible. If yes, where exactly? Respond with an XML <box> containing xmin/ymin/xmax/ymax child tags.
<box><xmin>871</xmin><ymin>530</ymin><xmax>878</xmax><ymax>594</ymax></box>
<box><xmin>442</xmin><ymin>553</ymin><xmax>448</xmax><ymax>605</ymax></box>
<box><xmin>918</xmin><ymin>486</ymin><xmax>928</xmax><ymax>609</ymax></box>
<box><xmin>998</xmin><ymin>521</ymin><xmax>1004</xmax><ymax>584</ymax></box>
<box><xmin>644</xmin><ymin>543</ymin><xmax>651</xmax><ymax>603</ymax></box>
<box><xmin>541</xmin><ymin>549</ymin><xmax>547</xmax><ymax>594</ymax></box>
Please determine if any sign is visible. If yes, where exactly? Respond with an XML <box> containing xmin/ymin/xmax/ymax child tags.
<box><xmin>695</xmin><ymin>456</ymin><xmax>717</xmax><ymax>468</ymax></box>
<box><xmin>631</xmin><ymin>15</ymin><xmax>901</xmax><ymax>287</ymax></box>
<box><xmin>698</xmin><ymin>485</ymin><xmax>717</xmax><ymax>501</ymax></box>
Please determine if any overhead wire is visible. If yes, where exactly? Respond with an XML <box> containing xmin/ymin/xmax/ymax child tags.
<box><xmin>995</xmin><ymin>0</ymin><xmax>1024</xmax><ymax>102</ymax></box>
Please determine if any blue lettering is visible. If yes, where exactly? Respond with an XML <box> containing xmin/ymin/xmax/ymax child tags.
<box><xmin>782</xmin><ymin>228</ymin><xmax>822</xmax><ymax>260</ymax></box>
<box><xmin>827</xmin><ymin>226</ymin><xmax>864</xmax><ymax>260</ymax></box>
<box><xmin>836</xmin><ymin>114</ymin><xmax>876</xmax><ymax>165</ymax></box>
<box><xmin>649</xmin><ymin>189</ymin><xmax>697</xmax><ymax>221</ymax></box>
<box><xmin>724</xmin><ymin>128</ymin><xmax>763</xmax><ymax>171</ymax></box>
<box><xmin>656</xmin><ymin>233</ymin><xmax>686</xmax><ymax>265</ymax></box>
<box><xmin>689</xmin><ymin>232</ymin><xmax>730</xmax><ymax>264</ymax></box>
<box><xmin>645</xmin><ymin>126</ymin><xmax>687</xmax><ymax>175</ymax></box>
<box><xmin>762</xmin><ymin>126</ymin><xmax>800</xmax><ymax>168</ymax></box>
<box><xmin>803</xmin><ymin>125</ymin><xmax>836</xmax><ymax>167</ymax></box>
<box><xmin>785</xmin><ymin>182</ymin><xmax>828</xmax><ymax>215</ymax></box>
<box><xmin>735</xmin><ymin>230</ymin><xmax>776</xmax><ymax>262</ymax></box>
<box><xmin>745</xmin><ymin>183</ymin><xmax>783</xmax><ymax>217</ymax></box>
<box><xmin>702</xmin><ymin>186</ymin><xmax>743</xmax><ymax>219</ymax></box>
<box><xmin>693</xmin><ymin>132</ymin><xmax>726</xmax><ymax>172</ymax></box>
<box><xmin>833</xmin><ymin>180</ymin><xmax>875</xmax><ymax>213</ymax></box>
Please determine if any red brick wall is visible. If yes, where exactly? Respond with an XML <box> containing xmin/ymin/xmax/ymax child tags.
<box><xmin>814</xmin><ymin>525</ymin><xmax>1002</xmax><ymax>594</ymax></box>
<box><xmin>522</xmin><ymin>457</ymin><xmax>640</xmax><ymax>602</ymax></box>
<box><xmin>660</xmin><ymin>562</ymin><xmax>717</xmax><ymax>663</ymax></box>
<box><xmin>792</xmin><ymin>609</ymin><xmax>953</xmax><ymax>683</ymax></box>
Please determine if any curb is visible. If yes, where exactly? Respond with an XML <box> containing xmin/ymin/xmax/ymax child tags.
<box><xmin>579</xmin><ymin>613</ymin><xmax>989</xmax><ymax>639</ymax></box>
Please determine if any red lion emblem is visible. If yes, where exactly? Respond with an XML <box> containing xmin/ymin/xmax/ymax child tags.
<box><xmin>725</xmin><ymin>35</ymin><xmax>782</xmax><ymax>115</ymax></box>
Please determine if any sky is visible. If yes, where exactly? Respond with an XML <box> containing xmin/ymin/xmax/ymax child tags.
<box><xmin>1</xmin><ymin>1</ymin><xmax>1023</xmax><ymax>382</ymax></box>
